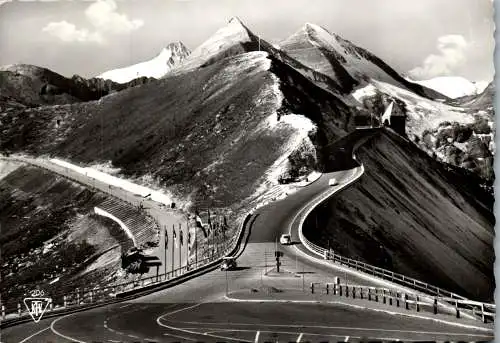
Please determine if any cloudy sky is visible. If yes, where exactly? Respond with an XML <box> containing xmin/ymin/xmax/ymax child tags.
<box><xmin>0</xmin><ymin>0</ymin><xmax>494</xmax><ymax>82</ymax></box>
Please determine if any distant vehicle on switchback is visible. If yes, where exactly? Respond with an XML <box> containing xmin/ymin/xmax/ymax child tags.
<box><xmin>328</xmin><ymin>178</ymin><xmax>338</xmax><ymax>186</ymax></box>
<box><xmin>280</xmin><ymin>234</ymin><xmax>292</xmax><ymax>245</ymax></box>
<box><xmin>220</xmin><ymin>256</ymin><xmax>237</xmax><ymax>271</ymax></box>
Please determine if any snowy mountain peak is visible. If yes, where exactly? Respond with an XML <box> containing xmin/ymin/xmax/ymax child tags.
<box><xmin>303</xmin><ymin>22</ymin><xmax>329</xmax><ymax>35</ymax></box>
<box><xmin>280</xmin><ymin>23</ymin><xmax>446</xmax><ymax>99</ymax></box>
<box><xmin>228</xmin><ymin>16</ymin><xmax>246</xmax><ymax>26</ymax></box>
<box><xmin>408</xmin><ymin>76</ymin><xmax>485</xmax><ymax>99</ymax></box>
<box><xmin>97</xmin><ymin>42</ymin><xmax>190</xmax><ymax>83</ymax></box>
<box><xmin>172</xmin><ymin>17</ymin><xmax>256</xmax><ymax>73</ymax></box>
<box><xmin>161</xmin><ymin>41</ymin><xmax>190</xmax><ymax>57</ymax></box>
<box><xmin>221</xmin><ymin>16</ymin><xmax>252</xmax><ymax>38</ymax></box>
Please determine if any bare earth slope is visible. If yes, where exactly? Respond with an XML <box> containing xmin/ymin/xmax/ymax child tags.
<box><xmin>305</xmin><ymin>130</ymin><xmax>494</xmax><ymax>302</ymax></box>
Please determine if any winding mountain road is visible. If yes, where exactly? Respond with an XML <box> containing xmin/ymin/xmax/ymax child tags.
<box><xmin>1</xmin><ymin>129</ymin><xmax>494</xmax><ymax>342</ymax></box>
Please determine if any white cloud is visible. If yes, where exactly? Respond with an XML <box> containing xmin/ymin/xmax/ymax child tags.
<box><xmin>42</xmin><ymin>21</ymin><xmax>104</xmax><ymax>43</ymax></box>
<box><xmin>409</xmin><ymin>34</ymin><xmax>469</xmax><ymax>80</ymax></box>
<box><xmin>42</xmin><ymin>0</ymin><xmax>143</xmax><ymax>44</ymax></box>
<box><xmin>84</xmin><ymin>0</ymin><xmax>143</xmax><ymax>35</ymax></box>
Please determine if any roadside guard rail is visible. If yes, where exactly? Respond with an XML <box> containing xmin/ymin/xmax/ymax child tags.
<box><xmin>308</xmin><ymin>282</ymin><xmax>496</xmax><ymax>323</ymax></box>
<box><xmin>0</xmin><ymin>155</ymin><xmax>252</xmax><ymax>327</ymax></box>
<box><xmin>294</xmin><ymin>130</ymin><xmax>496</xmax><ymax>323</ymax></box>
<box><xmin>1</xmin><ymin>212</ymin><xmax>251</xmax><ymax>326</ymax></box>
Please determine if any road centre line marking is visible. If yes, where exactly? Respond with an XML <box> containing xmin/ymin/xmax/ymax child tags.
<box><xmin>50</xmin><ymin>313</ymin><xmax>87</xmax><ymax>343</ymax></box>
<box><xmin>157</xmin><ymin>303</ymin><xmax>252</xmax><ymax>343</ymax></box>
<box><xmin>18</xmin><ymin>326</ymin><xmax>50</xmax><ymax>343</ymax></box>
<box><xmin>254</xmin><ymin>330</ymin><xmax>260</xmax><ymax>343</ymax></box>
<box><xmin>163</xmin><ymin>332</ymin><xmax>197</xmax><ymax>341</ymax></box>
<box><xmin>178</xmin><ymin>327</ymin><xmax>476</xmax><ymax>342</ymax></box>
<box><xmin>168</xmin><ymin>320</ymin><xmax>493</xmax><ymax>337</ymax></box>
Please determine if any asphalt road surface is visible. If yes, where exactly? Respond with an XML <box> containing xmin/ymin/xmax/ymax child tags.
<box><xmin>1</xmin><ymin>130</ymin><xmax>494</xmax><ymax>342</ymax></box>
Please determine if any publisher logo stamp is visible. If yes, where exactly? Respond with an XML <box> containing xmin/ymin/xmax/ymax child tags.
<box><xmin>23</xmin><ymin>289</ymin><xmax>51</xmax><ymax>323</ymax></box>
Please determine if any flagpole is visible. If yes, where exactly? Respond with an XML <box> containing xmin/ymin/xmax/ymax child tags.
<box><xmin>164</xmin><ymin>225</ymin><xmax>167</xmax><ymax>276</ymax></box>
<box><xmin>208</xmin><ymin>208</ymin><xmax>212</xmax><ymax>259</ymax></box>
<box><xmin>195</xmin><ymin>224</ymin><xmax>198</xmax><ymax>267</ymax></box>
<box><xmin>179</xmin><ymin>223</ymin><xmax>182</xmax><ymax>274</ymax></box>
<box><xmin>172</xmin><ymin>224</ymin><xmax>175</xmax><ymax>276</ymax></box>
<box><xmin>186</xmin><ymin>217</ymin><xmax>189</xmax><ymax>270</ymax></box>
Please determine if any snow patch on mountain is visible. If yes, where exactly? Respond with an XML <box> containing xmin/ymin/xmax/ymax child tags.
<box><xmin>281</xmin><ymin>113</ymin><xmax>317</xmax><ymax>131</ymax></box>
<box><xmin>409</xmin><ymin>76</ymin><xmax>486</xmax><ymax>99</ymax></box>
<box><xmin>371</xmin><ymin>80</ymin><xmax>475</xmax><ymax>136</ymax></box>
<box><xmin>97</xmin><ymin>42</ymin><xmax>190</xmax><ymax>83</ymax></box>
<box><xmin>352</xmin><ymin>84</ymin><xmax>378</xmax><ymax>102</ymax></box>
<box><xmin>475</xmin><ymin>81</ymin><xmax>490</xmax><ymax>94</ymax></box>
<box><xmin>251</xmin><ymin>112</ymin><xmax>317</xmax><ymax>207</ymax></box>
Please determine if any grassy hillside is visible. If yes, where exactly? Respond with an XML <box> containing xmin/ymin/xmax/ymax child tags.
<box><xmin>304</xmin><ymin>130</ymin><xmax>494</xmax><ymax>301</ymax></box>
<box><xmin>0</xmin><ymin>51</ymin><xmax>356</xmax><ymax>209</ymax></box>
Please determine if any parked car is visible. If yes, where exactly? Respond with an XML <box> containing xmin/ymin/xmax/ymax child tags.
<box><xmin>221</xmin><ymin>257</ymin><xmax>237</xmax><ymax>271</ymax></box>
<box><xmin>280</xmin><ymin>234</ymin><xmax>292</xmax><ymax>245</ymax></box>
<box><xmin>328</xmin><ymin>178</ymin><xmax>338</xmax><ymax>186</ymax></box>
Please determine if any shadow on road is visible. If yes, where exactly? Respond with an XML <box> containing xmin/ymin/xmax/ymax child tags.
<box><xmin>228</xmin><ymin>266</ymin><xmax>252</xmax><ymax>271</ymax></box>
<box><xmin>234</xmin><ymin>213</ymin><xmax>260</xmax><ymax>260</ymax></box>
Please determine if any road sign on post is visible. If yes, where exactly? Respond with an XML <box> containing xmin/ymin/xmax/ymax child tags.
<box><xmin>275</xmin><ymin>251</ymin><xmax>283</xmax><ymax>273</ymax></box>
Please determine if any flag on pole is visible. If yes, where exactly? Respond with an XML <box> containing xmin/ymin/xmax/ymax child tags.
<box><xmin>194</xmin><ymin>210</ymin><xmax>207</xmax><ymax>238</ymax></box>
<box><xmin>223</xmin><ymin>215</ymin><xmax>228</xmax><ymax>237</ymax></box>
<box><xmin>195</xmin><ymin>214</ymin><xmax>203</xmax><ymax>229</ymax></box>
<box><xmin>207</xmin><ymin>209</ymin><xmax>213</xmax><ymax>233</ymax></box>
<box><xmin>173</xmin><ymin>225</ymin><xmax>177</xmax><ymax>248</ymax></box>
<box><xmin>164</xmin><ymin>226</ymin><xmax>168</xmax><ymax>250</ymax></box>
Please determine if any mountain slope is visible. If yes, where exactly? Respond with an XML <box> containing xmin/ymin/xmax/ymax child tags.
<box><xmin>97</xmin><ymin>42</ymin><xmax>190</xmax><ymax>83</ymax></box>
<box><xmin>280</xmin><ymin>23</ymin><xmax>447</xmax><ymax>100</ymax></box>
<box><xmin>0</xmin><ymin>50</ymin><xmax>356</xmax><ymax>209</ymax></box>
<box><xmin>450</xmin><ymin>82</ymin><xmax>494</xmax><ymax>110</ymax></box>
<box><xmin>306</xmin><ymin>130</ymin><xmax>494</xmax><ymax>301</ymax></box>
<box><xmin>172</xmin><ymin>17</ymin><xmax>353</xmax><ymax>96</ymax></box>
<box><xmin>351</xmin><ymin>80</ymin><xmax>494</xmax><ymax>181</ymax></box>
<box><xmin>0</xmin><ymin>64</ymin><xmax>155</xmax><ymax>108</ymax></box>
<box><xmin>409</xmin><ymin>76</ymin><xmax>486</xmax><ymax>99</ymax></box>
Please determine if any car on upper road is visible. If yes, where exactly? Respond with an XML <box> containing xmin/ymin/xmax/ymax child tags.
<box><xmin>221</xmin><ymin>256</ymin><xmax>237</xmax><ymax>271</ymax></box>
<box><xmin>280</xmin><ymin>234</ymin><xmax>292</xmax><ymax>245</ymax></box>
<box><xmin>328</xmin><ymin>178</ymin><xmax>338</xmax><ymax>186</ymax></box>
